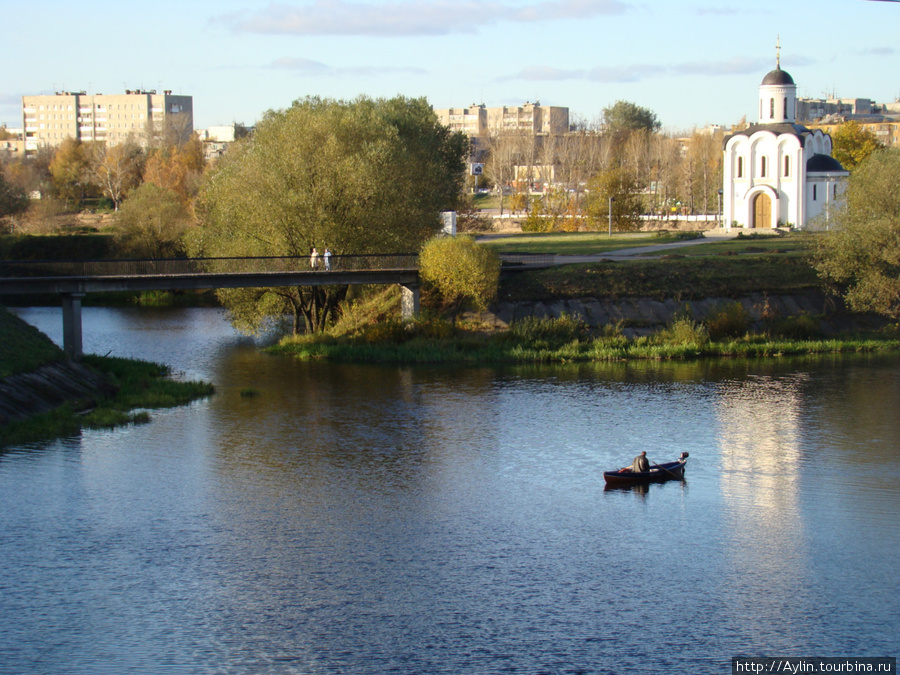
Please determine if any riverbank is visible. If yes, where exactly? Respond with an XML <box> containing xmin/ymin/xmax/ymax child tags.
<box><xmin>0</xmin><ymin>305</ymin><xmax>214</xmax><ymax>447</ymax></box>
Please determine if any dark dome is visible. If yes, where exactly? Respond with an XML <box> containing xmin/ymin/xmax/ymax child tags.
<box><xmin>761</xmin><ymin>67</ymin><xmax>795</xmax><ymax>86</ymax></box>
<box><xmin>807</xmin><ymin>154</ymin><xmax>846</xmax><ymax>173</ymax></box>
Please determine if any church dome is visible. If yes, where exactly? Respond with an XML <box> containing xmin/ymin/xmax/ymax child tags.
<box><xmin>761</xmin><ymin>67</ymin><xmax>795</xmax><ymax>86</ymax></box>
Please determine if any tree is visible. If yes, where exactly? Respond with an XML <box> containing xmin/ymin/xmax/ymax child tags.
<box><xmin>602</xmin><ymin>101</ymin><xmax>661</xmax><ymax>135</ymax></box>
<box><xmin>585</xmin><ymin>167</ymin><xmax>643</xmax><ymax>232</ymax></box>
<box><xmin>191</xmin><ymin>95</ymin><xmax>467</xmax><ymax>334</ymax></box>
<box><xmin>419</xmin><ymin>235</ymin><xmax>500</xmax><ymax>319</ymax></box>
<box><xmin>89</xmin><ymin>141</ymin><xmax>143</xmax><ymax>210</ymax></box>
<box><xmin>48</xmin><ymin>139</ymin><xmax>93</xmax><ymax>206</ymax></box>
<box><xmin>813</xmin><ymin>148</ymin><xmax>900</xmax><ymax>319</ymax></box>
<box><xmin>113</xmin><ymin>183</ymin><xmax>193</xmax><ymax>258</ymax></box>
<box><xmin>0</xmin><ymin>169</ymin><xmax>29</xmax><ymax>228</ymax></box>
<box><xmin>143</xmin><ymin>137</ymin><xmax>205</xmax><ymax>204</ymax></box>
<box><xmin>830</xmin><ymin>121</ymin><xmax>885</xmax><ymax>171</ymax></box>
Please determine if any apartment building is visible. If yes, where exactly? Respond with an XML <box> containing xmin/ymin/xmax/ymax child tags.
<box><xmin>22</xmin><ymin>89</ymin><xmax>193</xmax><ymax>154</ymax></box>
<box><xmin>435</xmin><ymin>102</ymin><xmax>569</xmax><ymax>136</ymax></box>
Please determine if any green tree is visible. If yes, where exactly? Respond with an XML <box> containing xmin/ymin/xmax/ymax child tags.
<box><xmin>813</xmin><ymin>148</ymin><xmax>900</xmax><ymax>319</ymax></box>
<box><xmin>191</xmin><ymin>95</ymin><xmax>467</xmax><ymax>334</ymax></box>
<box><xmin>113</xmin><ymin>183</ymin><xmax>193</xmax><ymax>258</ymax></box>
<box><xmin>830</xmin><ymin>121</ymin><xmax>885</xmax><ymax>171</ymax></box>
<box><xmin>419</xmin><ymin>235</ymin><xmax>500</xmax><ymax>319</ymax></box>
<box><xmin>602</xmin><ymin>100</ymin><xmax>661</xmax><ymax>135</ymax></box>
<box><xmin>585</xmin><ymin>167</ymin><xmax>643</xmax><ymax>232</ymax></box>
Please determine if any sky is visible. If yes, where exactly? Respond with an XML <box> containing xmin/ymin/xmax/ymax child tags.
<box><xmin>2</xmin><ymin>0</ymin><xmax>899</xmax><ymax>133</ymax></box>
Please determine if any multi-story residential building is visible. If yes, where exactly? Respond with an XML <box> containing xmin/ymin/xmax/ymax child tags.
<box><xmin>22</xmin><ymin>89</ymin><xmax>193</xmax><ymax>155</ymax></box>
<box><xmin>435</xmin><ymin>101</ymin><xmax>569</xmax><ymax>136</ymax></box>
<box><xmin>797</xmin><ymin>97</ymin><xmax>875</xmax><ymax>121</ymax></box>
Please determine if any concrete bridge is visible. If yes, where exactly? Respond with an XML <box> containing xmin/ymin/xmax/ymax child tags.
<box><xmin>0</xmin><ymin>255</ymin><xmax>421</xmax><ymax>360</ymax></box>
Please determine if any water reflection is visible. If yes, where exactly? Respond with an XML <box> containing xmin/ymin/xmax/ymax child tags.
<box><xmin>3</xmin><ymin>308</ymin><xmax>900</xmax><ymax>672</ymax></box>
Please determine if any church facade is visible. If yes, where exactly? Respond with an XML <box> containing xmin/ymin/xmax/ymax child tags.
<box><xmin>722</xmin><ymin>60</ymin><xmax>848</xmax><ymax>230</ymax></box>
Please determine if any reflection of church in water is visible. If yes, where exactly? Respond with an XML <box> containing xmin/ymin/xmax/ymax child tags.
<box><xmin>723</xmin><ymin>46</ymin><xmax>848</xmax><ymax>230</ymax></box>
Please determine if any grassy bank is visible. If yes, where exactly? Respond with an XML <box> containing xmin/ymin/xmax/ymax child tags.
<box><xmin>1</xmin><ymin>305</ymin><xmax>214</xmax><ymax>448</ymax></box>
<box><xmin>1</xmin><ymin>355</ymin><xmax>215</xmax><ymax>448</ymax></box>
<box><xmin>270</xmin><ymin>313</ymin><xmax>900</xmax><ymax>365</ymax></box>
<box><xmin>500</xmin><ymin>250</ymin><xmax>819</xmax><ymax>302</ymax></box>
<box><xmin>0</xmin><ymin>304</ymin><xmax>65</xmax><ymax>377</ymax></box>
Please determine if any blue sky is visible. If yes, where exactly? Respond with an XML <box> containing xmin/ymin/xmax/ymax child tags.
<box><xmin>2</xmin><ymin>0</ymin><xmax>898</xmax><ymax>133</ymax></box>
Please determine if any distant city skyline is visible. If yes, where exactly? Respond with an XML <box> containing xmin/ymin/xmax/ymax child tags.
<box><xmin>3</xmin><ymin>0</ymin><xmax>899</xmax><ymax>133</ymax></box>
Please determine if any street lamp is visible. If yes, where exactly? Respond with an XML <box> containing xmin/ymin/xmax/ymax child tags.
<box><xmin>608</xmin><ymin>196</ymin><xmax>614</xmax><ymax>238</ymax></box>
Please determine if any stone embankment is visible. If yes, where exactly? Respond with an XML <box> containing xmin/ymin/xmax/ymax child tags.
<box><xmin>468</xmin><ymin>289</ymin><xmax>869</xmax><ymax>336</ymax></box>
<box><xmin>0</xmin><ymin>361</ymin><xmax>117</xmax><ymax>425</ymax></box>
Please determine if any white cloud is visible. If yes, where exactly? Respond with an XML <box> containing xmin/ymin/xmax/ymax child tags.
<box><xmin>223</xmin><ymin>0</ymin><xmax>629</xmax><ymax>37</ymax></box>
<box><xmin>505</xmin><ymin>54</ymin><xmax>817</xmax><ymax>85</ymax></box>
<box><xmin>269</xmin><ymin>57</ymin><xmax>427</xmax><ymax>77</ymax></box>
<box><xmin>515</xmin><ymin>66</ymin><xmax>587</xmax><ymax>81</ymax></box>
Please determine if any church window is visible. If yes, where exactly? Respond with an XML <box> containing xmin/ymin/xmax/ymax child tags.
<box><xmin>834</xmin><ymin>184</ymin><xmax>838</xmax><ymax>199</ymax></box>
<box><xmin>813</xmin><ymin>184</ymin><xmax>818</xmax><ymax>201</ymax></box>
<box><xmin>761</xmin><ymin>156</ymin><xmax>767</xmax><ymax>178</ymax></box>
<box><xmin>784</xmin><ymin>156</ymin><xmax>790</xmax><ymax>177</ymax></box>
<box><xmin>784</xmin><ymin>97</ymin><xmax>788</xmax><ymax>119</ymax></box>
<box><xmin>737</xmin><ymin>157</ymin><xmax>744</xmax><ymax>178</ymax></box>
<box><xmin>770</xmin><ymin>98</ymin><xmax>775</xmax><ymax>119</ymax></box>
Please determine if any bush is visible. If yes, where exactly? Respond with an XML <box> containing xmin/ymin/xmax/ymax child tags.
<box><xmin>767</xmin><ymin>313</ymin><xmax>821</xmax><ymax>340</ymax></box>
<box><xmin>656</xmin><ymin>315</ymin><xmax>708</xmax><ymax>346</ymax></box>
<box><xmin>420</xmin><ymin>235</ymin><xmax>500</xmax><ymax>318</ymax></box>
<box><xmin>507</xmin><ymin>314</ymin><xmax>587</xmax><ymax>348</ymax></box>
<box><xmin>706</xmin><ymin>301</ymin><xmax>751</xmax><ymax>340</ymax></box>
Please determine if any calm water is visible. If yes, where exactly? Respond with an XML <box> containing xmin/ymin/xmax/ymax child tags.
<box><xmin>2</xmin><ymin>307</ymin><xmax>899</xmax><ymax>674</ymax></box>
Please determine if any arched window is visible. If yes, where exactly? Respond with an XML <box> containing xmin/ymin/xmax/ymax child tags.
<box><xmin>784</xmin><ymin>155</ymin><xmax>790</xmax><ymax>177</ymax></box>
<box><xmin>761</xmin><ymin>156</ymin><xmax>767</xmax><ymax>178</ymax></box>
<box><xmin>737</xmin><ymin>156</ymin><xmax>744</xmax><ymax>178</ymax></box>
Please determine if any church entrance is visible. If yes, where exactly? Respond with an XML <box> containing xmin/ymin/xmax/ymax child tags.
<box><xmin>752</xmin><ymin>193</ymin><xmax>772</xmax><ymax>229</ymax></box>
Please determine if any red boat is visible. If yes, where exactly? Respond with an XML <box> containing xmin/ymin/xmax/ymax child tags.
<box><xmin>603</xmin><ymin>452</ymin><xmax>689</xmax><ymax>487</ymax></box>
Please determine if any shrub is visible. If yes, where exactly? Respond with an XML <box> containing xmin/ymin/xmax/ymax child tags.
<box><xmin>706</xmin><ymin>301</ymin><xmax>751</xmax><ymax>340</ymax></box>
<box><xmin>768</xmin><ymin>313</ymin><xmax>821</xmax><ymax>340</ymax></box>
<box><xmin>507</xmin><ymin>314</ymin><xmax>587</xmax><ymax>348</ymax></box>
<box><xmin>656</xmin><ymin>315</ymin><xmax>709</xmax><ymax>346</ymax></box>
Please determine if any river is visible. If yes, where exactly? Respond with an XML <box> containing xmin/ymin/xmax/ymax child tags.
<box><xmin>2</xmin><ymin>307</ymin><xmax>899</xmax><ymax>674</ymax></box>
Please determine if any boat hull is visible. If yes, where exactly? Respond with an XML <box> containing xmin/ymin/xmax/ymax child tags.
<box><xmin>603</xmin><ymin>459</ymin><xmax>686</xmax><ymax>486</ymax></box>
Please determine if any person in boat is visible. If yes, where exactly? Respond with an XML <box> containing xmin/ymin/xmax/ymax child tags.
<box><xmin>632</xmin><ymin>451</ymin><xmax>650</xmax><ymax>473</ymax></box>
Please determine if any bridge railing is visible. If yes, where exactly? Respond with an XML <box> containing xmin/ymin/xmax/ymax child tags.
<box><xmin>0</xmin><ymin>254</ymin><xmax>419</xmax><ymax>279</ymax></box>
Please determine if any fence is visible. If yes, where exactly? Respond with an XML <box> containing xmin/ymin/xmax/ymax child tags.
<box><xmin>0</xmin><ymin>254</ymin><xmax>420</xmax><ymax>279</ymax></box>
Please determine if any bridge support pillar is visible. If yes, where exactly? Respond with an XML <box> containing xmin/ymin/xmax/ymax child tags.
<box><xmin>400</xmin><ymin>284</ymin><xmax>419</xmax><ymax>320</ymax></box>
<box><xmin>61</xmin><ymin>293</ymin><xmax>85</xmax><ymax>361</ymax></box>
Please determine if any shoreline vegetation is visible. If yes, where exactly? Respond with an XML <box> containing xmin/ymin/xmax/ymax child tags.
<box><xmin>269</xmin><ymin>315</ymin><xmax>900</xmax><ymax>365</ymax></box>
<box><xmin>0</xmin><ymin>305</ymin><xmax>214</xmax><ymax>448</ymax></box>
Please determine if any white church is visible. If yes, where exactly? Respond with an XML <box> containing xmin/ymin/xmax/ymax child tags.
<box><xmin>722</xmin><ymin>52</ymin><xmax>848</xmax><ymax>230</ymax></box>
